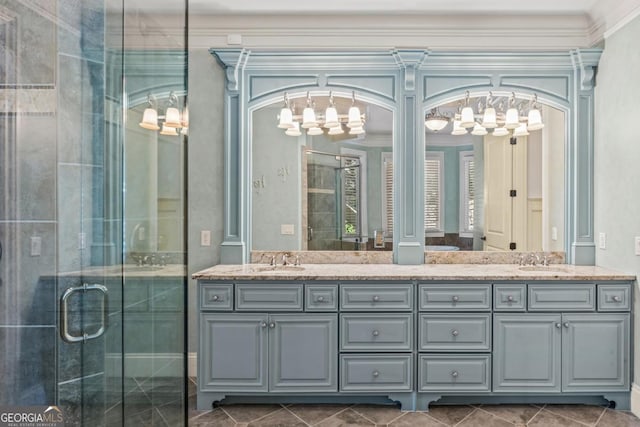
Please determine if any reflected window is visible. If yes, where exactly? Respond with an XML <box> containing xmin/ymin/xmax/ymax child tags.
<box><xmin>425</xmin><ymin>152</ymin><xmax>444</xmax><ymax>235</ymax></box>
<box><xmin>459</xmin><ymin>151</ymin><xmax>475</xmax><ymax>237</ymax></box>
<box><xmin>382</xmin><ymin>153</ymin><xmax>393</xmax><ymax>237</ymax></box>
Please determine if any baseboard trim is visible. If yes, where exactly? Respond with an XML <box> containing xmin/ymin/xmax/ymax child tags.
<box><xmin>631</xmin><ymin>383</ymin><xmax>640</xmax><ymax>417</ymax></box>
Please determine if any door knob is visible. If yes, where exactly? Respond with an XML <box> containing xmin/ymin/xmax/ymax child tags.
<box><xmin>451</xmin><ymin>329</ymin><xmax>459</xmax><ymax>336</ymax></box>
<box><xmin>372</xmin><ymin>330</ymin><xmax>380</xmax><ymax>337</ymax></box>
<box><xmin>269</xmin><ymin>322</ymin><xmax>276</xmax><ymax>329</ymax></box>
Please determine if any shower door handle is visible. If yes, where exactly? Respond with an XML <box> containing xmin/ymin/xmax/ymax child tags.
<box><xmin>61</xmin><ymin>283</ymin><xmax>109</xmax><ymax>343</ymax></box>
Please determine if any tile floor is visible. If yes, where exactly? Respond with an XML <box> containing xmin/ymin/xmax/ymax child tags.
<box><xmin>188</xmin><ymin>379</ymin><xmax>640</xmax><ymax>427</ymax></box>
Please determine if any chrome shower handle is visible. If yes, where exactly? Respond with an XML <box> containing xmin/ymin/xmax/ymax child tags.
<box><xmin>61</xmin><ymin>283</ymin><xmax>109</xmax><ymax>343</ymax></box>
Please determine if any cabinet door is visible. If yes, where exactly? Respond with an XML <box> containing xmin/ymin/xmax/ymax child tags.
<box><xmin>562</xmin><ymin>313</ymin><xmax>629</xmax><ymax>392</ymax></box>
<box><xmin>269</xmin><ymin>314</ymin><xmax>337</xmax><ymax>392</ymax></box>
<box><xmin>199</xmin><ymin>313</ymin><xmax>268</xmax><ymax>392</ymax></box>
<box><xmin>493</xmin><ymin>314</ymin><xmax>561</xmax><ymax>393</ymax></box>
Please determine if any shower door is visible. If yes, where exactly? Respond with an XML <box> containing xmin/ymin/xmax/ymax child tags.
<box><xmin>0</xmin><ymin>0</ymin><xmax>187</xmax><ymax>426</ymax></box>
<box><xmin>306</xmin><ymin>152</ymin><xmax>363</xmax><ymax>250</ymax></box>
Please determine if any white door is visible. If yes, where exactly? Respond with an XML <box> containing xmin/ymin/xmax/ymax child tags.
<box><xmin>484</xmin><ymin>135</ymin><xmax>513</xmax><ymax>251</ymax></box>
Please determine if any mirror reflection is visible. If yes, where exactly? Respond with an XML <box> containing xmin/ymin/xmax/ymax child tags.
<box><xmin>126</xmin><ymin>93</ymin><xmax>187</xmax><ymax>255</ymax></box>
<box><xmin>424</xmin><ymin>93</ymin><xmax>565</xmax><ymax>252</ymax></box>
<box><xmin>251</xmin><ymin>91</ymin><xmax>566</xmax><ymax>254</ymax></box>
<box><xmin>252</xmin><ymin>94</ymin><xmax>393</xmax><ymax>251</ymax></box>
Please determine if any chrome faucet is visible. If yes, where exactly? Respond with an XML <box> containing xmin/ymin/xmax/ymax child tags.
<box><xmin>269</xmin><ymin>255</ymin><xmax>276</xmax><ymax>266</ymax></box>
<box><xmin>282</xmin><ymin>254</ymin><xmax>289</xmax><ymax>266</ymax></box>
<box><xmin>294</xmin><ymin>255</ymin><xmax>301</xmax><ymax>266</ymax></box>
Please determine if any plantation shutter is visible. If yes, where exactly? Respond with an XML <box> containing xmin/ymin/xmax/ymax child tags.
<box><xmin>383</xmin><ymin>155</ymin><xmax>393</xmax><ymax>236</ymax></box>
<box><xmin>425</xmin><ymin>154</ymin><xmax>443</xmax><ymax>232</ymax></box>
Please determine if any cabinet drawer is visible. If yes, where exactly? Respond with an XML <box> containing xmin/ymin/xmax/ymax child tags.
<box><xmin>305</xmin><ymin>285</ymin><xmax>338</xmax><ymax>311</ymax></box>
<box><xmin>494</xmin><ymin>284</ymin><xmax>526</xmax><ymax>311</ymax></box>
<box><xmin>528</xmin><ymin>284</ymin><xmax>595</xmax><ymax>311</ymax></box>
<box><xmin>340</xmin><ymin>284</ymin><xmax>413</xmax><ymax>311</ymax></box>
<box><xmin>200</xmin><ymin>283</ymin><xmax>233</xmax><ymax>311</ymax></box>
<box><xmin>419</xmin><ymin>313</ymin><xmax>491</xmax><ymax>352</ymax></box>
<box><xmin>235</xmin><ymin>284</ymin><xmax>303</xmax><ymax>311</ymax></box>
<box><xmin>419</xmin><ymin>284</ymin><xmax>491</xmax><ymax>311</ymax></box>
<box><xmin>340</xmin><ymin>354</ymin><xmax>413</xmax><ymax>392</ymax></box>
<box><xmin>340</xmin><ymin>314</ymin><xmax>413</xmax><ymax>351</ymax></box>
<box><xmin>419</xmin><ymin>354</ymin><xmax>490</xmax><ymax>392</ymax></box>
<box><xmin>598</xmin><ymin>285</ymin><xmax>631</xmax><ymax>311</ymax></box>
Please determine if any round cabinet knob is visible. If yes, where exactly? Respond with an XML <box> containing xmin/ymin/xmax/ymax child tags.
<box><xmin>613</xmin><ymin>296</ymin><xmax>622</xmax><ymax>302</ymax></box>
<box><xmin>555</xmin><ymin>323</ymin><xmax>561</xmax><ymax>329</ymax></box>
<box><xmin>372</xmin><ymin>371</ymin><xmax>380</xmax><ymax>378</ymax></box>
<box><xmin>451</xmin><ymin>329</ymin><xmax>459</xmax><ymax>337</ymax></box>
<box><xmin>507</xmin><ymin>295</ymin><xmax>514</xmax><ymax>302</ymax></box>
<box><xmin>372</xmin><ymin>330</ymin><xmax>380</xmax><ymax>337</ymax></box>
<box><xmin>269</xmin><ymin>322</ymin><xmax>276</xmax><ymax>329</ymax></box>
<box><xmin>317</xmin><ymin>296</ymin><xmax>325</xmax><ymax>302</ymax></box>
<box><xmin>260</xmin><ymin>321</ymin><xmax>268</xmax><ymax>328</ymax></box>
<box><xmin>563</xmin><ymin>322</ymin><xmax>570</xmax><ymax>328</ymax></box>
<box><xmin>372</xmin><ymin>295</ymin><xmax>380</xmax><ymax>302</ymax></box>
<box><xmin>211</xmin><ymin>295</ymin><xmax>219</xmax><ymax>301</ymax></box>
<box><xmin>451</xmin><ymin>371</ymin><xmax>459</xmax><ymax>378</ymax></box>
<box><xmin>452</xmin><ymin>295</ymin><xmax>459</xmax><ymax>302</ymax></box>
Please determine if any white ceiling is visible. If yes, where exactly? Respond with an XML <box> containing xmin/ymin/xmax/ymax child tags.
<box><xmin>188</xmin><ymin>0</ymin><xmax>601</xmax><ymax>14</ymax></box>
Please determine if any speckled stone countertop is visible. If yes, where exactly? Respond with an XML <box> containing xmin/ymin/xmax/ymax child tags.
<box><xmin>192</xmin><ymin>263</ymin><xmax>635</xmax><ymax>281</ymax></box>
<box><xmin>58</xmin><ymin>264</ymin><xmax>186</xmax><ymax>278</ymax></box>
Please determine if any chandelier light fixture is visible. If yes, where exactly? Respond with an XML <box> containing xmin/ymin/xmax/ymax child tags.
<box><xmin>277</xmin><ymin>91</ymin><xmax>365</xmax><ymax>137</ymax></box>
<box><xmin>138</xmin><ymin>91</ymin><xmax>189</xmax><ymax>136</ymax></box>
<box><xmin>424</xmin><ymin>91</ymin><xmax>545</xmax><ymax>137</ymax></box>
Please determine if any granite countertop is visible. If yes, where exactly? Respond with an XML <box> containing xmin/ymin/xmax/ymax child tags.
<box><xmin>192</xmin><ymin>263</ymin><xmax>636</xmax><ymax>281</ymax></box>
<box><xmin>57</xmin><ymin>264</ymin><xmax>186</xmax><ymax>278</ymax></box>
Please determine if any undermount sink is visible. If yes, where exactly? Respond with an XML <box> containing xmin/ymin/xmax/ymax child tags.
<box><xmin>518</xmin><ymin>265</ymin><xmax>571</xmax><ymax>273</ymax></box>
<box><xmin>250</xmin><ymin>265</ymin><xmax>305</xmax><ymax>272</ymax></box>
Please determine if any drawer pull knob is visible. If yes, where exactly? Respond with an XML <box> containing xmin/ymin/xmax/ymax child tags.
<box><xmin>555</xmin><ymin>323</ymin><xmax>561</xmax><ymax>329</ymax></box>
<box><xmin>563</xmin><ymin>322</ymin><xmax>570</xmax><ymax>328</ymax></box>
<box><xmin>507</xmin><ymin>295</ymin><xmax>514</xmax><ymax>302</ymax></box>
<box><xmin>317</xmin><ymin>296</ymin><xmax>325</xmax><ymax>302</ymax></box>
<box><xmin>613</xmin><ymin>296</ymin><xmax>622</xmax><ymax>302</ymax></box>
<box><xmin>451</xmin><ymin>329</ymin><xmax>459</xmax><ymax>337</ymax></box>
<box><xmin>372</xmin><ymin>371</ymin><xmax>380</xmax><ymax>378</ymax></box>
<box><xmin>451</xmin><ymin>371</ymin><xmax>459</xmax><ymax>378</ymax></box>
<box><xmin>269</xmin><ymin>322</ymin><xmax>276</xmax><ymax>329</ymax></box>
<box><xmin>260</xmin><ymin>321</ymin><xmax>267</xmax><ymax>328</ymax></box>
<box><xmin>373</xmin><ymin>295</ymin><xmax>380</xmax><ymax>302</ymax></box>
<box><xmin>211</xmin><ymin>295</ymin><xmax>220</xmax><ymax>301</ymax></box>
<box><xmin>452</xmin><ymin>295</ymin><xmax>459</xmax><ymax>302</ymax></box>
<box><xmin>372</xmin><ymin>330</ymin><xmax>380</xmax><ymax>337</ymax></box>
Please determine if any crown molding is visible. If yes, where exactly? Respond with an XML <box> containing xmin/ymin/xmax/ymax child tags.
<box><xmin>588</xmin><ymin>0</ymin><xmax>640</xmax><ymax>43</ymax></box>
<box><xmin>110</xmin><ymin>13</ymin><xmax>592</xmax><ymax>50</ymax></box>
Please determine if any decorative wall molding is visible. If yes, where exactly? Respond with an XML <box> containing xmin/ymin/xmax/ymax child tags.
<box><xmin>212</xmin><ymin>48</ymin><xmax>601</xmax><ymax>265</ymax></box>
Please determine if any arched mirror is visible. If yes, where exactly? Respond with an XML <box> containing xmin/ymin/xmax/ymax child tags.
<box><xmin>251</xmin><ymin>92</ymin><xmax>394</xmax><ymax>252</ymax></box>
<box><xmin>423</xmin><ymin>92</ymin><xmax>565</xmax><ymax>252</ymax></box>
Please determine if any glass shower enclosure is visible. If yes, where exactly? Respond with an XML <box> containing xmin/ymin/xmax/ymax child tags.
<box><xmin>0</xmin><ymin>0</ymin><xmax>187</xmax><ymax>425</ymax></box>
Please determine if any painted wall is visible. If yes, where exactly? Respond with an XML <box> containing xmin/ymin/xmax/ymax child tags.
<box><xmin>593</xmin><ymin>14</ymin><xmax>640</xmax><ymax>386</ymax></box>
<box><xmin>187</xmin><ymin>49</ymin><xmax>225</xmax><ymax>354</ymax></box>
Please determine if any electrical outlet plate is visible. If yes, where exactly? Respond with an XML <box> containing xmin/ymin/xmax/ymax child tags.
<box><xmin>635</xmin><ymin>236</ymin><xmax>640</xmax><ymax>256</ymax></box>
<box><xmin>281</xmin><ymin>224</ymin><xmax>295</xmax><ymax>235</ymax></box>
<box><xmin>30</xmin><ymin>236</ymin><xmax>42</xmax><ymax>256</ymax></box>
<box><xmin>200</xmin><ymin>230</ymin><xmax>211</xmax><ymax>247</ymax></box>
<box><xmin>598</xmin><ymin>232</ymin><xmax>606</xmax><ymax>249</ymax></box>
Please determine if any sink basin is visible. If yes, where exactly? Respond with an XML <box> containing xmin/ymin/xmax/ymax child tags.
<box><xmin>249</xmin><ymin>265</ymin><xmax>305</xmax><ymax>272</ymax></box>
<box><xmin>519</xmin><ymin>265</ymin><xmax>570</xmax><ymax>273</ymax></box>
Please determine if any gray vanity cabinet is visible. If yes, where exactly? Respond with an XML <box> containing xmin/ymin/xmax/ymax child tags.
<box><xmin>493</xmin><ymin>314</ymin><xmax>562</xmax><ymax>392</ymax></box>
<box><xmin>200</xmin><ymin>313</ymin><xmax>337</xmax><ymax>393</ymax></box>
<box><xmin>200</xmin><ymin>313</ymin><xmax>268</xmax><ymax>392</ymax></box>
<box><xmin>494</xmin><ymin>312</ymin><xmax>630</xmax><ymax>393</ymax></box>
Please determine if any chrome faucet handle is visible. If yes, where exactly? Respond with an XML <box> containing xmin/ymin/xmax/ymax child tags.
<box><xmin>518</xmin><ymin>254</ymin><xmax>525</xmax><ymax>266</ymax></box>
<box><xmin>269</xmin><ymin>255</ymin><xmax>276</xmax><ymax>266</ymax></box>
<box><xmin>542</xmin><ymin>255</ymin><xmax>550</xmax><ymax>266</ymax></box>
<box><xmin>282</xmin><ymin>254</ymin><xmax>289</xmax><ymax>266</ymax></box>
<box><xmin>294</xmin><ymin>255</ymin><xmax>301</xmax><ymax>266</ymax></box>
